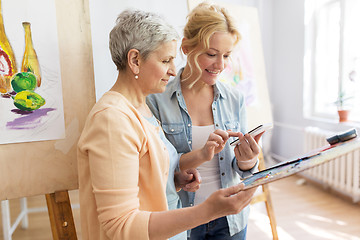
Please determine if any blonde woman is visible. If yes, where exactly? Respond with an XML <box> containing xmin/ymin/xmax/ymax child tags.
<box><xmin>147</xmin><ymin>3</ymin><xmax>262</xmax><ymax>239</ymax></box>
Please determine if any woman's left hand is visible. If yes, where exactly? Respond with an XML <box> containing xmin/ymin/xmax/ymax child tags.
<box><xmin>233</xmin><ymin>132</ymin><xmax>263</xmax><ymax>171</ymax></box>
<box><xmin>174</xmin><ymin>168</ymin><xmax>202</xmax><ymax>192</ymax></box>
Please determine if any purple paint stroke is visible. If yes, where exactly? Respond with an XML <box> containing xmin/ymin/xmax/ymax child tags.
<box><xmin>11</xmin><ymin>109</ymin><xmax>33</xmax><ymax>115</ymax></box>
<box><xmin>6</xmin><ymin>108</ymin><xmax>56</xmax><ymax>130</ymax></box>
<box><xmin>1</xmin><ymin>91</ymin><xmax>17</xmax><ymax>98</ymax></box>
<box><xmin>1</xmin><ymin>94</ymin><xmax>12</xmax><ymax>98</ymax></box>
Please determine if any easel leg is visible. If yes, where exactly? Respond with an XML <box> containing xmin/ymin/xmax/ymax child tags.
<box><xmin>251</xmin><ymin>149</ymin><xmax>279</xmax><ymax>240</ymax></box>
<box><xmin>262</xmin><ymin>184</ymin><xmax>279</xmax><ymax>240</ymax></box>
<box><xmin>1</xmin><ymin>200</ymin><xmax>12</xmax><ymax>240</ymax></box>
<box><xmin>20</xmin><ymin>198</ymin><xmax>29</xmax><ymax>229</ymax></box>
<box><xmin>45</xmin><ymin>190</ymin><xmax>78</xmax><ymax>240</ymax></box>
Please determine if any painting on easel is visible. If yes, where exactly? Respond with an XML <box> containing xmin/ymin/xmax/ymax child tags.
<box><xmin>0</xmin><ymin>0</ymin><xmax>65</xmax><ymax>145</ymax></box>
<box><xmin>218</xmin><ymin>24</ymin><xmax>257</xmax><ymax>107</ymax></box>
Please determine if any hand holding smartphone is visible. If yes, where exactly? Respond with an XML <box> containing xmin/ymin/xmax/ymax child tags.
<box><xmin>230</xmin><ymin>123</ymin><xmax>273</xmax><ymax>146</ymax></box>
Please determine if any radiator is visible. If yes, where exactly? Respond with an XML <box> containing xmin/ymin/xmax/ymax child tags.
<box><xmin>302</xmin><ymin>127</ymin><xmax>360</xmax><ymax>203</ymax></box>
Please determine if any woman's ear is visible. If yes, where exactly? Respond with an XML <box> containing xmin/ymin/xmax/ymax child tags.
<box><xmin>181</xmin><ymin>38</ymin><xmax>188</xmax><ymax>55</ymax></box>
<box><xmin>127</xmin><ymin>49</ymin><xmax>140</xmax><ymax>74</ymax></box>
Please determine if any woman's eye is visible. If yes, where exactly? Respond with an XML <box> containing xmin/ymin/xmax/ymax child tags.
<box><xmin>163</xmin><ymin>60</ymin><xmax>170</xmax><ymax>63</ymax></box>
<box><xmin>207</xmin><ymin>53</ymin><xmax>216</xmax><ymax>57</ymax></box>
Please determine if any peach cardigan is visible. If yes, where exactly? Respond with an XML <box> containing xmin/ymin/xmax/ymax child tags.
<box><xmin>77</xmin><ymin>91</ymin><xmax>169</xmax><ymax>240</ymax></box>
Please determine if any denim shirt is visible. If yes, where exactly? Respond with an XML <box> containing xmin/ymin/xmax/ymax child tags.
<box><xmin>146</xmin><ymin>68</ymin><xmax>258</xmax><ymax>236</ymax></box>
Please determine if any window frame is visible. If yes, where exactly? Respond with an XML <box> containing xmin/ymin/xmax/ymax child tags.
<box><xmin>304</xmin><ymin>0</ymin><xmax>360</xmax><ymax>122</ymax></box>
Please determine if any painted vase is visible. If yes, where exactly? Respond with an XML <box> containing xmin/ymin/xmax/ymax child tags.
<box><xmin>0</xmin><ymin>0</ymin><xmax>17</xmax><ymax>93</ymax></box>
<box><xmin>21</xmin><ymin>22</ymin><xmax>41</xmax><ymax>87</ymax></box>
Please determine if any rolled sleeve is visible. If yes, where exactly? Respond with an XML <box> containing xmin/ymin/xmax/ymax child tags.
<box><xmin>232</xmin><ymin>157</ymin><xmax>259</xmax><ymax>179</ymax></box>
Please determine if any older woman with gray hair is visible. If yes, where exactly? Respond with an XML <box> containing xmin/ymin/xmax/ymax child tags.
<box><xmin>77</xmin><ymin>9</ymin><xmax>256</xmax><ymax>240</ymax></box>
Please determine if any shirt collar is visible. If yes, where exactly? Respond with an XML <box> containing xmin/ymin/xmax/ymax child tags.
<box><xmin>168</xmin><ymin>68</ymin><xmax>183</xmax><ymax>99</ymax></box>
<box><xmin>213</xmin><ymin>81</ymin><xmax>227</xmax><ymax>100</ymax></box>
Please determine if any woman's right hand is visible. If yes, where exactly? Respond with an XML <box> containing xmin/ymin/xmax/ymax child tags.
<box><xmin>200</xmin><ymin>129</ymin><xmax>239</xmax><ymax>162</ymax></box>
<box><xmin>179</xmin><ymin>130</ymin><xmax>240</xmax><ymax>171</ymax></box>
<box><xmin>201</xmin><ymin>183</ymin><xmax>257</xmax><ymax>221</ymax></box>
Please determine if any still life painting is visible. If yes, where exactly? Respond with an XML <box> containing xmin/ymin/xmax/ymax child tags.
<box><xmin>0</xmin><ymin>0</ymin><xmax>65</xmax><ymax>144</ymax></box>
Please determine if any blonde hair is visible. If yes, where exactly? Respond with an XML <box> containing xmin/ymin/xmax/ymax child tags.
<box><xmin>182</xmin><ymin>2</ymin><xmax>241</xmax><ymax>85</ymax></box>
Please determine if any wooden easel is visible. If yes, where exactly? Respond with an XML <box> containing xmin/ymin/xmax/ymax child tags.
<box><xmin>45</xmin><ymin>190</ymin><xmax>78</xmax><ymax>240</ymax></box>
<box><xmin>0</xmin><ymin>1</ymin><xmax>94</xmax><ymax>240</ymax></box>
<box><xmin>250</xmin><ymin>150</ymin><xmax>279</xmax><ymax>240</ymax></box>
<box><xmin>1</xmin><ymin>191</ymin><xmax>78</xmax><ymax>240</ymax></box>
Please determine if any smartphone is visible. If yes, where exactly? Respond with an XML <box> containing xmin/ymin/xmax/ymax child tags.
<box><xmin>230</xmin><ymin>123</ymin><xmax>273</xmax><ymax>146</ymax></box>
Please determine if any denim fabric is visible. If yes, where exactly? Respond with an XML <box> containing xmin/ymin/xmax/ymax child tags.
<box><xmin>147</xmin><ymin>68</ymin><xmax>258</xmax><ymax>236</ymax></box>
<box><xmin>145</xmin><ymin>115</ymin><xmax>187</xmax><ymax>240</ymax></box>
<box><xmin>190</xmin><ymin>217</ymin><xmax>247</xmax><ymax>240</ymax></box>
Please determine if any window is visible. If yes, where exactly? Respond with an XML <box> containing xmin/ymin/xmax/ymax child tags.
<box><xmin>304</xmin><ymin>0</ymin><xmax>360</xmax><ymax>122</ymax></box>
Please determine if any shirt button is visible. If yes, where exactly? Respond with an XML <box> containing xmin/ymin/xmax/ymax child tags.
<box><xmin>213</xmin><ymin>107</ymin><xmax>216</xmax><ymax>111</ymax></box>
<box><xmin>215</xmin><ymin>123</ymin><xmax>219</xmax><ymax>127</ymax></box>
<box><xmin>171</xmin><ymin>129</ymin><xmax>175</xmax><ymax>132</ymax></box>
<box><xmin>188</xmin><ymin>140</ymin><xmax>192</xmax><ymax>145</ymax></box>
<box><xmin>188</xmin><ymin>124</ymin><xmax>191</xmax><ymax>127</ymax></box>
<box><xmin>190</xmin><ymin>203</ymin><xmax>193</xmax><ymax>206</ymax></box>
<box><xmin>220</xmin><ymin>157</ymin><xmax>224</xmax><ymax>160</ymax></box>
<box><xmin>221</xmin><ymin>172</ymin><xmax>225</xmax><ymax>176</ymax></box>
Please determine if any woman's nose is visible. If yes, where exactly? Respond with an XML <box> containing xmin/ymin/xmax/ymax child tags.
<box><xmin>215</xmin><ymin>56</ymin><xmax>225</xmax><ymax>70</ymax></box>
<box><xmin>168</xmin><ymin>62</ymin><xmax>177</xmax><ymax>76</ymax></box>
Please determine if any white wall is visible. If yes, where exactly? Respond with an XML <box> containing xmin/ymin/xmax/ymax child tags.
<box><xmin>269</xmin><ymin>0</ymin><xmax>306</xmax><ymax>160</ymax></box>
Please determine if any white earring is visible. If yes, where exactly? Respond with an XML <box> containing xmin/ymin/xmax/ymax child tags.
<box><xmin>135</xmin><ymin>75</ymin><xmax>139</xmax><ymax>79</ymax></box>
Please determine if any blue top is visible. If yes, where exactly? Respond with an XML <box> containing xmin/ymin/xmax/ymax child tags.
<box><xmin>145</xmin><ymin>115</ymin><xmax>187</xmax><ymax>240</ymax></box>
<box><xmin>146</xmin><ymin>68</ymin><xmax>258</xmax><ymax>236</ymax></box>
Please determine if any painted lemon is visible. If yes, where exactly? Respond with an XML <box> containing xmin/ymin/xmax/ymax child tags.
<box><xmin>13</xmin><ymin>90</ymin><xmax>45</xmax><ymax>111</ymax></box>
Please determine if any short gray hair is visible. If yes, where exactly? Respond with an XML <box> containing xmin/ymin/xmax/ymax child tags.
<box><xmin>109</xmin><ymin>9</ymin><xmax>179</xmax><ymax>71</ymax></box>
